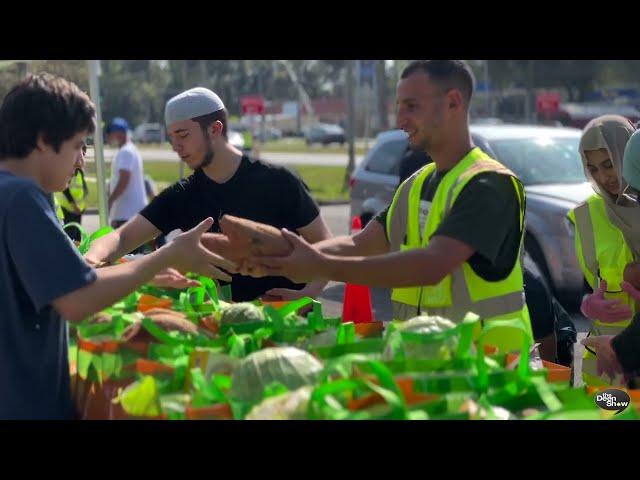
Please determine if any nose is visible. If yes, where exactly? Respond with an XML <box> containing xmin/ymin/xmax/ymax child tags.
<box><xmin>396</xmin><ymin>109</ymin><xmax>407</xmax><ymax>130</ymax></box>
<box><xmin>75</xmin><ymin>151</ymin><xmax>85</xmax><ymax>169</ymax></box>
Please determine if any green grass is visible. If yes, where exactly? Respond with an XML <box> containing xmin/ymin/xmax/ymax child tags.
<box><xmin>83</xmin><ymin>161</ymin><xmax>349</xmax><ymax>208</ymax></box>
<box><xmin>260</xmin><ymin>138</ymin><xmax>368</xmax><ymax>156</ymax></box>
<box><xmin>288</xmin><ymin>165</ymin><xmax>350</xmax><ymax>202</ymax></box>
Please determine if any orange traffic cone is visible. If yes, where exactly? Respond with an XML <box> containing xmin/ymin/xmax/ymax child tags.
<box><xmin>341</xmin><ymin>216</ymin><xmax>374</xmax><ymax>324</ymax></box>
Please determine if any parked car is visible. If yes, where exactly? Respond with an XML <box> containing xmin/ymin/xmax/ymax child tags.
<box><xmin>305</xmin><ymin>123</ymin><xmax>346</xmax><ymax>146</ymax></box>
<box><xmin>349</xmin><ymin>125</ymin><xmax>592</xmax><ymax>309</ymax></box>
<box><xmin>133</xmin><ymin>123</ymin><xmax>164</xmax><ymax>144</ymax></box>
<box><xmin>254</xmin><ymin>126</ymin><xmax>283</xmax><ymax>142</ymax></box>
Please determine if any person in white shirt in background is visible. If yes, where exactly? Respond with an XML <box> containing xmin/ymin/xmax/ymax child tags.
<box><xmin>106</xmin><ymin>117</ymin><xmax>147</xmax><ymax>229</ymax></box>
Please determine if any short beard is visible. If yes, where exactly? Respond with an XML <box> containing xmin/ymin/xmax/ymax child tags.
<box><xmin>200</xmin><ymin>146</ymin><xmax>214</xmax><ymax>168</ymax></box>
<box><xmin>199</xmin><ymin>130</ymin><xmax>215</xmax><ymax>168</ymax></box>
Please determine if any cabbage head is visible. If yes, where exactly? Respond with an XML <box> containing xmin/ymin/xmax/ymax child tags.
<box><xmin>382</xmin><ymin>315</ymin><xmax>458</xmax><ymax>361</ymax></box>
<box><xmin>246</xmin><ymin>386</ymin><xmax>312</xmax><ymax>420</ymax></box>
<box><xmin>220</xmin><ymin>302</ymin><xmax>265</xmax><ymax>326</ymax></box>
<box><xmin>230</xmin><ymin>347</ymin><xmax>323</xmax><ymax>404</ymax></box>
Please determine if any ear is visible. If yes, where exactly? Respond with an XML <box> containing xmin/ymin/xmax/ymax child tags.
<box><xmin>35</xmin><ymin>133</ymin><xmax>49</xmax><ymax>153</ymax></box>
<box><xmin>447</xmin><ymin>89</ymin><xmax>464</xmax><ymax>112</ymax></box>
<box><xmin>209</xmin><ymin>120</ymin><xmax>223</xmax><ymax>138</ymax></box>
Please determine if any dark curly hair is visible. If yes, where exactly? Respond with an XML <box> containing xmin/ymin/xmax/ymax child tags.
<box><xmin>0</xmin><ymin>72</ymin><xmax>96</xmax><ymax>160</ymax></box>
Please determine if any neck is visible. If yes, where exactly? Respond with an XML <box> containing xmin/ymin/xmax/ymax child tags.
<box><xmin>201</xmin><ymin>142</ymin><xmax>243</xmax><ymax>183</ymax></box>
<box><xmin>0</xmin><ymin>157</ymin><xmax>45</xmax><ymax>190</ymax></box>
<box><xmin>429</xmin><ymin>127</ymin><xmax>474</xmax><ymax>172</ymax></box>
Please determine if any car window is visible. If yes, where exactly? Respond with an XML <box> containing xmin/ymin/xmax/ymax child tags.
<box><xmin>488</xmin><ymin>137</ymin><xmax>584</xmax><ymax>185</ymax></box>
<box><xmin>365</xmin><ymin>138</ymin><xmax>407</xmax><ymax>175</ymax></box>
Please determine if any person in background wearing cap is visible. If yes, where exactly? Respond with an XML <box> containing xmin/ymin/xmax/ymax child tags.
<box><xmin>86</xmin><ymin>87</ymin><xmax>332</xmax><ymax>300</ymax></box>
<box><xmin>581</xmin><ymin>127</ymin><xmax>640</xmax><ymax>384</ymax></box>
<box><xmin>106</xmin><ymin>117</ymin><xmax>148</xmax><ymax>230</ymax></box>
<box><xmin>565</xmin><ymin>115</ymin><xmax>636</xmax><ymax>387</ymax></box>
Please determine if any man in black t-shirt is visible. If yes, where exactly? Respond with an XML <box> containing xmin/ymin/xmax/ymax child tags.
<box><xmin>86</xmin><ymin>88</ymin><xmax>332</xmax><ymax>302</ymax></box>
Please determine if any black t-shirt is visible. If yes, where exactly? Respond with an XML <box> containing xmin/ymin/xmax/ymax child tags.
<box><xmin>398</xmin><ymin>148</ymin><xmax>432</xmax><ymax>185</ymax></box>
<box><xmin>376</xmin><ymin>168</ymin><xmax>522</xmax><ymax>281</ymax></box>
<box><xmin>140</xmin><ymin>156</ymin><xmax>320</xmax><ymax>302</ymax></box>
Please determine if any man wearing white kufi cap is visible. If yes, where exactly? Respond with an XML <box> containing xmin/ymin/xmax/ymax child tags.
<box><xmin>86</xmin><ymin>87</ymin><xmax>332</xmax><ymax>302</ymax></box>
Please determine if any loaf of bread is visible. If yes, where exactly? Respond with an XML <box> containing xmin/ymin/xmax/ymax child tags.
<box><xmin>218</xmin><ymin>215</ymin><xmax>292</xmax><ymax>257</ymax></box>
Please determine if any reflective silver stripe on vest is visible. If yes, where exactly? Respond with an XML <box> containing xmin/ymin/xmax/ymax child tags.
<box><xmin>573</xmin><ymin>202</ymin><xmax>598</xmax><ymax>282</ymax></box>
<box><xmin>387</xmin><ymin>168</ymin><xmax>422</xmax><ymax>252</ymax></box>
<box><xmin>392</xmin><ymin>273</ymin><xmax>525</xmax><ymax>322</ymax></box>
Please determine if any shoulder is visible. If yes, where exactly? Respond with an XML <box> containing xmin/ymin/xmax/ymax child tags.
<box><xmin>162</xmin><ymin>170</ymin><xmax>201</xmax><ymax>196</ymax></box>
<box><xmin>462</xmin><ymin>170</ymin><xmax>518</xmax><ymax>195</ymax></box>
<box><xmin>118</xmin><ymin>143</ymin><xmax>141</xmax><ymax>159</ymax></box>
<box><xmin>570</xmin><ymin>193</ymin><xmax>600</xmax><ymax>215</ymax></box>
<box><xmin>1</xmin><ymin>175</ymin><xmax>48</xmax><ymax>209</ymax></box>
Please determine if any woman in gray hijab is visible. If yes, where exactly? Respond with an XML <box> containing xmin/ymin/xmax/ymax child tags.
<box><xmin>582</xmin><ymin>127</ymin><xmax>640</xmax><ymax>384</ymax></box>
<box><xmin>568</xmin><ymin>115</ymin><xmax>636</xmax><ymax>387</ymax></box>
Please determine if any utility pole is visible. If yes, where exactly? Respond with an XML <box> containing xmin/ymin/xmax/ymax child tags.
<box><xmin>376</xmin><ymin>60</ymin><xmax>389</xmax><ymax>131</ymax></box>
<box><xmin>484</xmin><ymin>60</ymin><xmax>491</xmax><ymax>116</ymax></box>
<box><xmin>343</xmin><ymin>60</ymin><xmax>356</xmax><ymax>192</ymax></box>
<box><xmin>199</xmin><ymin>60</ymin><xmax>207</xmax><ymax>85</ymax></box>
<box><xmin>88</xmin><ymin>60</ymin><xmax>109</xmax><ymax>228</ymax></box>
<box><xmin>524</xmin><ymin>60</ymin><xmax>536</xmax><ymax>123</ymax></box>
<box><xmin>179</xmin><ymin>60</ymin><xmax>188</xmax><ymax>179</ymax></box>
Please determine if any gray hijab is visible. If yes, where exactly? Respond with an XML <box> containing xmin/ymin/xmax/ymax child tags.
<box><xmin>579</xmin><ymin>115</ymin><xmax>640</xmax><ymax>258</ymax></box>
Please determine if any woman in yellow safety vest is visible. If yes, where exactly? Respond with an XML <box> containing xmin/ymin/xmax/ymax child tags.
<box><xmin>568</xmin><ymin>115</ymin><xmax>637</xmax><ymax>387</ymax></box>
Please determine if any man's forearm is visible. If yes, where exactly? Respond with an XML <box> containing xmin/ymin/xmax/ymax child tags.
<box><xmin>314</xmin><ymin>234</ymin><xmax>385</xmax><ymax>257</ymax></box>
<box><xmin>108</xmin><ymin>187</ymin><xmax>124</xmax><ymax>207</ymax></box>
<box><xmin>85</xmin><ymin>231</ymin><xmax>129</xmax><ymax>264</ymax></box>
<box><xmin>58</xmin><ymin>247</ymin><xmax>176</xmax><ymax>322</ymax></box>
<box><xmin>304</xmin><ymin>279</ymin><xmax>329</xmax><ymax>296</ymax></box>
<box><xmin>317</xmin><ymin>249</ymin><xmax>448</xmax><ymax>288</ymax></box>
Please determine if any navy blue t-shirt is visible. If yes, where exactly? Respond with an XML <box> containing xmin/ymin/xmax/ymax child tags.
<box><xmin>0</xmin><ymin>172</ymin><xmax>96</xmax><ymax>419</ymax></box>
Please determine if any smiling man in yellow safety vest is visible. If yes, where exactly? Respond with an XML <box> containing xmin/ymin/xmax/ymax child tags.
<box><xmin>247</xmin><ymin>60</ymin><xmax>532</xmax><ymax>351</ymax></box>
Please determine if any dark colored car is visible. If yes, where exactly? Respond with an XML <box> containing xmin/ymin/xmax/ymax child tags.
<box><xmin>305</xmin><ymin>123</ymin><xmax>346</xmax><ymax>146</ymax></box>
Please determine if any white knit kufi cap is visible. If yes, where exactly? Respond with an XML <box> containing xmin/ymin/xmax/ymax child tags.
<box><xmin>165</xmin><ymin>87</ymin><xmax>225</xmax><ymax>127</ymax></box>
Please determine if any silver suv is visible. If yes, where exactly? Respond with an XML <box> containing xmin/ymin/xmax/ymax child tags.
<box><xmin>349</xmin><ymin>125</ymin><xmax>592</xmax><ymax>308</ymax></box>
